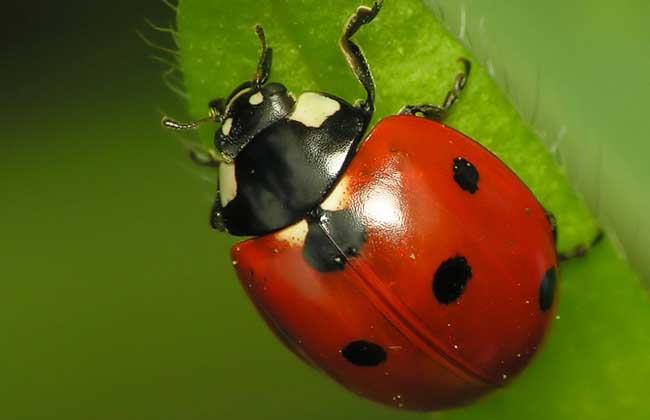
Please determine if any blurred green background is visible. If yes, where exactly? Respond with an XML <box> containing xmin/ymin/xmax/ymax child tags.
<box><xmin>1</xmin><ymin>1</ymin><xmax>648</xmax><ymax>419</ymax></box>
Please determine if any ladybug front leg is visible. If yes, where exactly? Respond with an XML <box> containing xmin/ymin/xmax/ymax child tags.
<box><xmin>184</xmin><ymin>143</ymin><xmax>226</xmax><ymax>168</ymax></box>
<box><xmin>399</xmin><ymin>58</ymin><xmax>471</xmax><ymax>122</ymax></box>
<box><xmin>210</xmin><ymin>196</ymin><xmax>227</xmax><ymax>232</ymax></box>
<box><xmin>340</xmin><ymin>1</ymin><xmax>382</xmax><ymax>114</ymax></box>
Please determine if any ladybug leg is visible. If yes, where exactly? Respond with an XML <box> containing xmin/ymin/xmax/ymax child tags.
<box><xmin>558</xmin><ymin>230</ymin><xmax>604</xmax><ymax>262</ymax></box>
<box><xmin>172</xmin><ymin>137</ymin><xmax>223</xmax><ymax>168</ymax></box>
<box><xmin>188</xmin><ymin>147</ymin><xmax>224</xmax><ymax>168</ymax></box>
<box><xmin>399</xmin><ymin>58</ymin><xmax>471</xmax><ymax>122</ymax></box>
<box><xmin>546</xmin><ymin>210</ymin><xmax>604</xmax><ymax>261</ymax></box>
<box><xmin>210</xmin><ymin>196</ymin><xmax>227</xmax><ymax>232</ymax></box>
<box><xmin>340</xmin><ymin>1</ymin><xmax>382</xmax><ymax>114</ymax></box>
<box><xmin>398</xmin><ymin>104</ymin><xmax>447</xmax><ymax>121</ymax></box>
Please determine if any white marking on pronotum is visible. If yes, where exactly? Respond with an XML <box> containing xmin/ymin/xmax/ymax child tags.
<box><xmin>249</xmin><ymin>91</ymin><xmax>263</xmax><ymax>105</ymax></box>
<box><xmin>275</xmin><ymin>219</ymin><xmax>309</xmax><ymax>247</ymax></box>
<box><xmin>321</xmin><ymin>176</ymin><xmax>351</xmax><ymax>211</ymax></box>
<box><xmin>289</xmin><ymin>92</ymin><xmax>340</xmax><ymax>127</ymax></box>
<box><xmin>219</xmin><ymin>161</ymin><xmax>237</xmax><ymax>207</ymax></box>
<box><xmin>221</xmin><ymin>118</ymin><xmax>233</xmax><ymax>136</ymax></box>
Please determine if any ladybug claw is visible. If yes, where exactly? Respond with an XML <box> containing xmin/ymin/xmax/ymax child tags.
<box><xmin>558</xmin><ymin>230</ymin><xmax>605</xmax><ymax>262</ymax></box>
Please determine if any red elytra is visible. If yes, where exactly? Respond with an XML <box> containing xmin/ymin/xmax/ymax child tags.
<box><xmin>230</xmin><ymin>115</ymin><xmax>558</xmax><ymax>411</ymax></box>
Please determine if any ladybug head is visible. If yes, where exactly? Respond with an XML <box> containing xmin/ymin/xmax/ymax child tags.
<box><xmin>205</xmin><ymin>25</ymin><xmax>295</xmax><ymax>161</ymax></box>
<box><xmin>214</xmin><ymin>80</ymin><xmax>295</xmax><ymax>160</ymax></box>
<box><xmin>161</xmin><ymin>25</ymin><xmax>294</xmax><ymax>162</ymax></box>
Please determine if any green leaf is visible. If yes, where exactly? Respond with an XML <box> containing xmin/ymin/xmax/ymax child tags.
<box><xmin>178</xmin><ymin>0</ymin><xmax>598</xmax><ymax>252</ymax></box>
<box><xmin>175</xmin><ymin>0</ymin><xmax>648</xmax><ymax>418</ymax></box>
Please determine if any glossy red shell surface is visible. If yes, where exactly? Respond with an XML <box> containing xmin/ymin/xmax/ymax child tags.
<box><xmin>231</xmin><ymin>116</ymin><xmax>558</xmax><ymax>411</ymax></box>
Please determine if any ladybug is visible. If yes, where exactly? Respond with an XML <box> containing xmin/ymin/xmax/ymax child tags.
<box><xmin>162</xmin><ymin>2</ymin><xmax>593</xmax><ymax>411</ymax></box>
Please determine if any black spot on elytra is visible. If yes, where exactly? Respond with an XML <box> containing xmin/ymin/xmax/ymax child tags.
<box><xmin>433</xmin><ymin>256</ymin><xmax>472</xmax><ymax>304</ymax></box>
<box><xmin>539</xmin><ymin>268</ymin><xmax>557</xmax><ymax>311</ymax></box>
<box><xmin>303</xmin><ymin>208</ymin><xmax>366</xmax><ymax>272</ymax></box>
<box><xmin>341</xmin><ymin>340</ymin><xmax>387</xmax><ymax>366</ymax></box>
<box><xmin>453</xmin><ymin>157</ymin><xmax>479</xmax><ymax>194</ymax></box>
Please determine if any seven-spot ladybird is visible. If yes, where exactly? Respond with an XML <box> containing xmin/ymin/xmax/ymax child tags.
<box><xmin>163</xmin><ymin>2</ymin><xmax>587</xmax><ymax>411</ymax></box>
